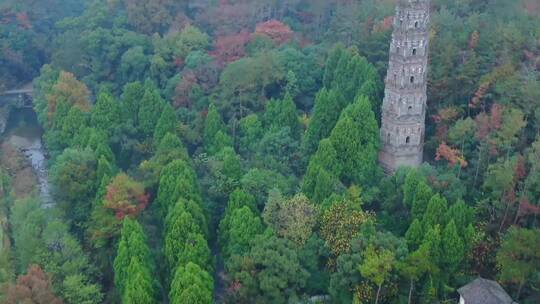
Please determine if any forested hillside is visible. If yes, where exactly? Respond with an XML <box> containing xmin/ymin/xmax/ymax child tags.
<box><xmin>0</xmin><ymin>0</ymin><xmax>539</xmax><ymax>303</ymax></box>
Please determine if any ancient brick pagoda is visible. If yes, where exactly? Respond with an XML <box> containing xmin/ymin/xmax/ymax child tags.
<box><xmin>379</xmin><ymin>0</ymin><xmax>431</xmax><ymax>173</ymax></box>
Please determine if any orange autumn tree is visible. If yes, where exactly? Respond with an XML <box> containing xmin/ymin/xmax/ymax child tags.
<box><xmin>436</xmin><ymin>142</ymin><xmax>468</xmax><ymax>168</ymax></box>
<box><xmin>432</xmin><ymin>106</ymin><xmax>461</xmax><ymax>141</ymax></box>
<box><xmin>4</xmin><ymin>265</ymin><xmax>63</xmax><ymax>304</ymax></box>
<box><xmin>469</xmin><ymin>64</ymin><xmax>514</xmax><ymax>109</ymax></box>
<box><xmin>46</xmin><ymin>71</ymin><xmax>91</xmax><ymax>124</ymax></box>
<box><xmin>103</xmin><ymin>173</ymin><xmax>149</xmax><ymax>219</ymax></box>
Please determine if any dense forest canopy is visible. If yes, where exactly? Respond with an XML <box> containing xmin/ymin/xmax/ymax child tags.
<box><xmin>0</xmin><ymin>0</ymin><xmax>539</xmax><ymax>303</ymax></box>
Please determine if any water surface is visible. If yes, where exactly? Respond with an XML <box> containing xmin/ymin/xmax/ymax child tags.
<box><xmin>3</xmin><ymin>108</ymin><xmax>52</xmax><ymax>207</ymax></box>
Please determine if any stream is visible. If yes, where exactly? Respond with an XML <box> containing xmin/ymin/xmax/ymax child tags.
<box><xmin>2</xmin><ymin>108</ymin><xmax>52</xmax><ymax>207</ymax></box>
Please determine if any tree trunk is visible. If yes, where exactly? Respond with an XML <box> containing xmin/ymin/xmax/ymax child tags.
<box><xmin>514</xmin><ymin>178</ymin><xmax>530</xmax><ymax>224</ymax></box>
<box><xmin>499</xmin><ymin>194</ymin><xmax>511</xmax><ymax>233</ymax></box>
<box><xmin>474</xmin><ymin>145</ymin><xmax>484</xmax><ymax>187</ymax></box>
<box><xmin>408</xmin><ymin>280</ymin><xmax>414</xmax><ymax>304</ymax></box>
<box><xmin>375</xmin><ymin>284</ymin><xmax>382</xmax><ymax>304</ymax></box>
<box><xmin>516</xmin><ymin>280</ymin><xmax>524</xmax><ymax>300</ymax></box>
<box><xmin>514</xmin><ymin>200</ymin><xmax>521</xmax><ymax>224</ymax></box>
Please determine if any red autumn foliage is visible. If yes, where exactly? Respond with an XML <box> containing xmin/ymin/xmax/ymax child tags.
<box><xmin>503</xmin><ymin>188</ymin><xmax>517</xmax><ymax>205</ymax></box>
<box><xmin>490</xmin><ymin>103</ymin><xmax>503</xmax><ymax>130</ymax></box>
<box><xmin>470</xmin><ymin>65</ymin><xmax>514</xmax><ymax>108</ymax></box>
<box><xmin>469</xmin><ymin>81</ymin><xmax>489</xmax><ymax>108</ymax></box>
<box><xmin>373</xmin><ymin>16</ymin><xmax>393</xmax><ymax>32</ymax></box>
<box><xmin>103</xmin><ymin>173</ymin><xmax>149</xmax><ymax>219</ymax></box>
<box><xmin>471</xmin><ymin>236</ymin><xmax>498</xmax><ymax>274</ymax></box>
<box><xmin>16</xmin><ymin>12</ymin><xmax>32</xmax><ymax>29</ymax></box>
<box><xmin>518</xmin><ymin>197</ymin><xmax>540</xmax><ymax>217</ymax></box>
<box><xmin>436</xmin><ymin>142</ymin><xmax>468</xmax><ymax>168</ymax></box>
<box><xmin>488</xmin><ymin>139</ymin><xmax>500</xmax><ymax>156</ymax></box>
<box><xmin>523</xmin><ymin>0</ymin><xmax>540</xmax><ymax>15</ymax></box>
<box><xmin>435</xmin><ymin>124</ymin><xmax>449</xmax><ymax>141</ymax></box>
<box><xmin>254</xmin><ymin>20</ymin><xmax>293</xmax><ymax>45</ymax></box>
<box><xmin>4</xmin><ymin>265</ymin><xmax>63</xmax><ymax>304</ymax></box>
<box><xmin>523</xmin><ymin>50</ymin><xmax>536</xmax><ymax>62</ymax></box>
<box><xmin>382</xmin><ymin>16</ymin><xmax>394</xmax><ymax>30</ymax></box>
<box><xmin>173</xmin><ymin>70</ymin><xmax>198</xmax><ymax>108</ymax></box>
<box><xmin>474</xmin><ymin>112</ymin><xmax>490</xmax><ymax>140</ymax></box>
<box><xmin>174</xmin><ymin>57</ymin><xmax>185</xmax><ymax>68</ymax></box>
<box><xmin>474</xmin><ymin>104</ymin><xmax>504</xmax><ymax>143</ymax></box>
<box><xmin>514</xmin><ymin>155</ymin><xmax>527</xmax><ymax>181</ymax></box>
<box><xmin>211</xmin><ymin>30</ymin><xmax>251</xmax><ymax>64</ymax></box>
<box><xmin>432</xmin><ymin>107</ymin><xmax>461</xmax><ymax>141</ymax></box>
<box><xmin>227</xmin><ymin>280</ymin><xmax>242</xmax><ymax>294</ymax></box>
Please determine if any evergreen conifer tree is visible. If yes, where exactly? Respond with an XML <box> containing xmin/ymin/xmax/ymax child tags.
<box><xmin>329</xmin><ymin>95</ymin><xmax>379</xmax><ymax>186</ymax></box>
<box><xmin>405</xmin><ymin>218</ymin><xmax>424</xmax><ymax>250</ymax></box>
<box><xmin>153</xmin><ymin>103</ymin><xmax>177</xmax><ymax>144</ymax></box>
<box><xmin>91</xmin><ymin>92</ymin><xmax>121</xmax><ymax>137</ymax></box>
<box><xmin>411</xmin><ymin>181</ymin><xmax>433</xmax><ymax>219</ymax></box>
<box><xmin>169</xmin><ymin>262</ymin><xmax>213</xmax><ymax>304</ymax></box>
<box><xmin>121</xmin><ymin>82</ymin><xmax>145</xmax><ymax>123</ymax></box>
<box><xmin>302</xmin><ymin>138</ymin><xmax>342</xmax><ymax>203</ymax></box>
<box><xmin>422</xmin><ymin>194</ymin><xmax>448</xmax><ymax>230</ymax></box>
<box><xmin>138</xmin><ymin>87</ymin><xmax>164</xmax><ymax>138</ymax></box>
<box><xmin>164</xmin><ymin>203</ymin><xmax>205</xmax><ymax>271</ymax></box>
<box><xmin>302</xmin><ymin>89</ymin><xmax>346</xmax><ymax>156</ymax></box>
<box><xmin>122</xmin><ymin>257</ymin><xmax>156</xmax><ymax>304</ymax></box>
<box><xmin>264</xmin><ymin>94</ymin><xmax>300</xmax><ymax>138</ymax></box>
<box><xmin>441</xmin><ymin>220</ymin><xmax>464</xmax><ymax>273</ymax></box>
<box><xmin>203</xmin><ymin>103</ymin><xmax>232</xmax><ymax>155</ymax></box>
<box><xmin>113</xmin><ymin>218</ymin><xmax>154</xmax><ymax>300</ymax></box>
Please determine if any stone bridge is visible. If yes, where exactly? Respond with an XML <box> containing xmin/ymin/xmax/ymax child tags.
<box><xmin>0</xmin><ymin>83</ymin><xmax>33</xmax><ymax>134</ymax></box>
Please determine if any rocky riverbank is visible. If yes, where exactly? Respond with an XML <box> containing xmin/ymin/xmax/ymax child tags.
<box><xmin>0</xmin><ymin>106</ymin><xmax>9</xmax><ymax>135</ymax></box>
<box><xmin>0</xmin><ymin>108</ymin><xmax>50</xmax><ymax>204</ymax></box>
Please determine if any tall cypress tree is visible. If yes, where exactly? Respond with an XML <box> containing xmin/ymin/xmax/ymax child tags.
<box><xmin>302</xmin><ymin>138</ymin><xmax>342</xmax><ymax>203</ymax></box>
<box><xmin>153</xmin><ymin>103</ymin><xmax>177</xmax><ymax>144</ymax></box>
<box><xmin>402</xmin><ymin>170</ymin><xmax>421</xmax><ymax>208</ymax></box>
<box><xmin>169</xmin><ymin>262</ymin><xmax>213</xmax><ymax>304</ymax></box>
<box><xmin>138</xmin><ymin>86</ymin><xmax>164</xmax><ymax>138</ymax></box>
<box><xmin>411</xmin><ymin>181</ymin><xmax>433</xmax><ymax>219</ymax></box>
<box><xmin>264</xmin><ymin>94</ymin><xmax>300</xmax><ymax>138</ymax></box>
<box><xmin>405</xmin><ymin>218</ymin><xmax>424</xmax><ymax>251</ymax></box>
<box><xmin>203</xmin><ymin>103</ymin><xmax>231</xmax><ymax>155</ymax></box>
<box><xmin>445</xmin><ymin>200</ymin><xmax>474</xmax><ymax>235</ymax></box>
<box><xmin>113</xmin><ymin>218</ymin><xmax>154</xmax><ymax>300</ymax></box>
<box><xmin>422</xmin><ymin>194</ymin><xmax>448</xmax><ymax>230</ymax></box>
<box><xmin>323</xmin><ymin>44</ymin><xmax>346</xmax><ymax>88</ymax></box>
<box><xmin>329</xmin><ymin>95</ymin><xmax>379</xmax><ymax>186</ymax></box>
<box><xmin>121</xmin><ymin>81</ymin><xmax>145</xmax><ymax>123</ymax></box>
<box><xmin>156</xmin><ymin>160</ymin><xmax>201</xmax><ymax>216</ymax></box>
<box><xmin>441</xmin><ymin>220</ymin><xmax>465</xmax><ymax>273</ymax></box>
<box><xmin>164</xmin><ymin>202</ymin><xmax>205</xmax><ymax>271</ymax></box>
<box><xmin>302</xmin><ymin>88</ymin><xmax>346</xmax><ymax>157</ymax></box>
<box><xmin>95</xmin><ymin>155</ymin><xmax>115</xmax><ymax>188</ymax></box>
<box><xmin>220</xmin><ymin>206</ymin><xmax>263</xmax><ymax>259</ymax></box>
<box><xmin>422</xmin><ymin>225</ymin><xmax>442</xmax><ymax>266</ymax></box>
<box><xmin>91</xmin><ymin>92</ymin><xmax>121</xmax><ymax>137</ymax></box>
<box><xmin>61</xmin><ymin>106</ymin><xmax>88</xmax><ymax>147</ymax></box>
<box><xmin>122</xmin><ymin>257</ymin><xmax>156</xmax><ymax>304</ymax></box>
